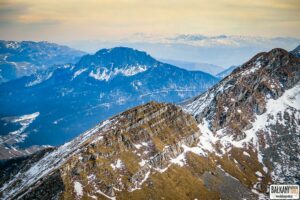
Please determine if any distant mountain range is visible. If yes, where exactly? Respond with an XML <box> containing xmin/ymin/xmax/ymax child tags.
<box><xmin>0</xmin><ymin>47</ymin><xmax>219</xmax><ymax>153</ymax></box>
<box><xmin>160</xmin><ymin>59</ymin><xmax>224</xmax><ymax>75</ymax></box>
<box><xmin>69</xmin><ymin>34</ymin><xmax>300</xmax><ymax>67</ymax></box>
<box><xmin>0</xmin><ymin>40</ymin><xmax>85</xmax><ymax>83</ymax></box>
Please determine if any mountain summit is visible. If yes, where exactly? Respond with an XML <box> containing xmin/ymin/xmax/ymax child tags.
<box><xmin>1</xmin><ymin>48</ymin><xmax>298</xmax><ymax>199</ymax></box>
<box><xmin>78</xmin><ymin>47</ymin><xmax>159</xmax><ymax>67</ymax></box>
<box><xmin>73</xmin><ymin>47</ymin><xmax>161</xmax><ymax>81</ymax></box>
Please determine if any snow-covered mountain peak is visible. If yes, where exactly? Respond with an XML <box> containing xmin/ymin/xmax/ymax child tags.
<box><xmin>73</xmin><ymin>47</ymin><xmax>162</xmax><ymax>81</ymax></box>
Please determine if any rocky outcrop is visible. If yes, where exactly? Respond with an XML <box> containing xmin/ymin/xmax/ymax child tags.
<box><xmin>129</xmin><ymin>131</ymin><xmax>201</xmax><ymax>190</ymax></box>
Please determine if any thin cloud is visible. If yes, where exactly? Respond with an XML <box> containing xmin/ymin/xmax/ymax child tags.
<box><xmin>0</xmin><ymin>1</ymin><xmax>29</xmax><ymax>22</ymax></box>
<box><xmin>0</xmin><ymin>0</ymin><xmax>299</xmax><ymax>41</ymax></box>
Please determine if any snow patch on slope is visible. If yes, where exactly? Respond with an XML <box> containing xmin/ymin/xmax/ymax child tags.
<box><xmin>26</xmin><ymin>72</ymin><xmax>53</xmax><ymax>87</ymax></box>
<box><xmin>89</xmin><ymin>65</ymin><xmax>148</xmax><ymax>81</ymax></box>
<box><xmin>5</xmin><ymin>41</ymin><xmax>20</xmax><ymax>49</ymax></box>
<box><xmin>89</xmin><ymin>67</ymin><xmax>111</xmax><ymax>81</ymax></box>
<box><xmin>193</xmin><ymin>83</ymin><xmax>300</xmax><ymax>173</ymax></box>
<box><xmin>72</xmin><ymin>68</ymin><xmax>87</xmax><ymax>79</ymax></box>
<box><xmin>74</xmin><ymin>181</ymin><xmax>83</xmax><ymax>197</ymax></box>
<box><xmin>240</xmin><ymin>59</ymin><xmax>262</xmax><ymax>76</ymax></box>
<box><xmin>197</xmin><ymin>120</ymin><xmax>219</xmax><ymax>154</ymax></box>
<box><xmin>236</xmin><ymin>83</ymin><xmax>300</xmax><ymax>149</ymax></box>
<box><xmin>111</xmin><ymin>159</ymin><xmax>124</xmax><ymax>170</ymax></box>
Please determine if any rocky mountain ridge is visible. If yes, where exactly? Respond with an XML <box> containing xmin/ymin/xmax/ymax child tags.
<box><xmin>183</xmin><ymin>48</ymin><xmax>300</xmax><ymax>190</ymax></box>
<box><xmin>0</xmin><ymin>47</ymin><xmax>299</xmax><ymax>200</ymax></box>
<box><xmin>0</xmin><ymin>102</ymin><xmax>202</xmax><ymax>199</ymax></box>
<box><xmin>184</xmin><ymin>48</ymin><xmax>299</xmax><ymax>130</ymax></box>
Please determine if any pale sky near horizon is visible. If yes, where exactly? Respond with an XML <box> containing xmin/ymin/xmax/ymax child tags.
<box><xmin>0</xmin><ymin>0</ymin><xmax>300</xmax><ymax>43</ymax></box>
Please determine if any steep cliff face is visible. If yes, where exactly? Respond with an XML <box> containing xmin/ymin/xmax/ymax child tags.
<box><xmin>183</xmin><ymin>48</ymin><xmax>300</xmax><ymax>194</ymax></box>
<box><xmin>1</xmin><ymin>48</ymin><xmax>299</xmax><ymax>200</ymax></box>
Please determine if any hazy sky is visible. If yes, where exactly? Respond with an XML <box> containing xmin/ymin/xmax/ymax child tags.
<box><xmin>0</xmin><ymin>0</ymin><xmax>300</xmax><ymax>43</ymax></box>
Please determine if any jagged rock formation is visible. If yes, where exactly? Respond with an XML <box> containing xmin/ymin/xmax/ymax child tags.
<box><xmin>0</xmin><ymin>48</ymin><xmax>299</xmax><ymax>200</ymax></box>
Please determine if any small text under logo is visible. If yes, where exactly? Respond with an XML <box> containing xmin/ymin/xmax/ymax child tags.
<box><xmin>270</xmin><ymin>184</ymin><xmax>299</xmax><ymax>199</ymax></box>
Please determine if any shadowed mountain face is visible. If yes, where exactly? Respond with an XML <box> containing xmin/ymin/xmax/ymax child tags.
<box><xmin>0</xmin><ymin>40</ymin><xmax>85</xmax><ymax>83</ymax></box>
<box><xmin>0</xmin><ymin>47</ymin><xmax>219</xmax><ymax>150</ymax></box>
<box><xmin>0</xmin><ymin>48</ymin><xmax>298</xmax><ymax>200</ymax></box>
